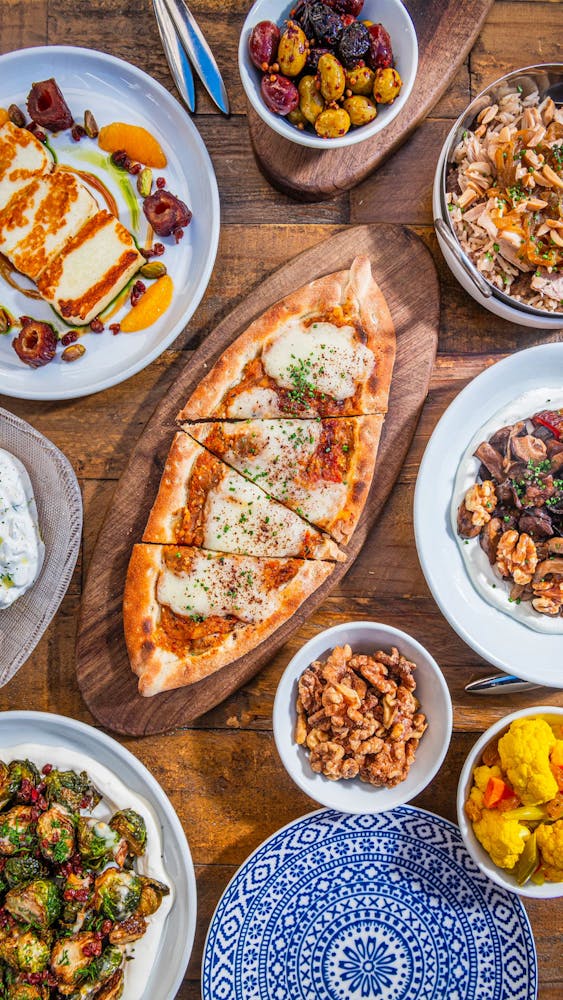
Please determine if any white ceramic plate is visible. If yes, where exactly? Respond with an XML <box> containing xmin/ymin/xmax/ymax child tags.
<box><xmin>0</xmin><ymin>45</ymin><xmax>220</xmax><ymax>400</ymax></box>
<box><xmin>0</xmin><ymin>407</ymin><xmax>82</xmax><ymax>684</ymax></box>
<box><xmin>414</xmin><ymin>343</ymin><xmax>563</xmax><ymax>687</ymax></box>
<box><xmin>0</xmin><ymin>711</ymin><xmax>197</xmax><ymax>999</ymax></box>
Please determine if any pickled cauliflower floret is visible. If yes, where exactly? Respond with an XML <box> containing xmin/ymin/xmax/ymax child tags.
<box><xmin>536</xmin><ymin>819</ymin><xmax>563</xmax><ymax>873</ymax></box>
<box><xmin>473</xmin><ymin>809</ymin><xmax>530</xmax><ymax>870</ymax></box>
<box><xmin>498</xmin><ymin>717</ymin><xmax>558</xmax><ymax>806</ymax></box>
<box><xmin>473</xmin><ymin>764</ymin><xmax>502</xmax><ymax>793</ymax></box>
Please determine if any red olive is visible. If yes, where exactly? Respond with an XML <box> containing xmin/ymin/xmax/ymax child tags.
<box><xmin>366</xmin><ymin>23</ymin><xmax>394</xmax><ymax>71</ymax></box>
<box><xmin>12</xmin><ymin>318</ymin><xmax>57</xmax><ymax>368</ymax></box>
<box><xmin>26</xmin><ymin>78</ymin><xmax>73</xmax><ymax>131</ymax></box>
<box><xmin>261</xmin><ymin>74</ymin><xmax>299</xmax><ymax>116</ymax></box>
<box><xmin>143</xmin><ymin>189</ymin><xmax>192</xmax><ymax>237</ymax></box>
<box><xmin>249</xmin><ymin>20</ymin><xmax>281</xmax><ymax>70</ymax></box>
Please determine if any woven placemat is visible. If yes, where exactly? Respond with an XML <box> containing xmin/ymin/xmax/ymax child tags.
<box><xmin>0</xmin><ymin>408</ymin><xmax>82</xmax><ymax>684</ymax></box>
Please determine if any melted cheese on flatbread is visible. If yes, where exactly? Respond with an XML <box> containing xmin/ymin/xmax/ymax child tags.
<box><xmin>261</xmin><ymin>319</ymin><xmax>375</xmax><ymax>401</ymax></box>
<box><xmin>157</xmin><ymin>552</ymin><xmax>282</xmax><ymax>622</ymax></box>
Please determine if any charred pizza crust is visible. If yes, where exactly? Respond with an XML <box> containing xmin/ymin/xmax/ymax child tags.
<box><xmin>143</xmin><ymin>431</ymin><xmax>344</xmax><ymax>560</ymax></box>
<box><xmin>177</xmin><ymin>256</ymin><xmax>395</xmax><ymax>421</ymax></box>
<box><xmin>124</xmin><ymin>544</ymin><xmax>334</xmax><ymax>695</ymax></box>
<box><xmin>184</xmin><ymin>415</ymin><xmax>383</xmax><ymax>545</ymax></box>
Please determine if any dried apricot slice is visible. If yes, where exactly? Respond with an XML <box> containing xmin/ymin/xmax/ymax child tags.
<box><xmin>120</xmin><ymin>275</ymin><xmax>173</xmax><ymax>332</ymax></box>
<box><xmin>98</xmin><ymin>122</ymin><xmax>167</xmax><ymax>168</ymax></box>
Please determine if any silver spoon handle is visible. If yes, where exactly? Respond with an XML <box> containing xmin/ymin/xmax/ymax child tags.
<box><xmin>465</xmin><ymin>674</ymin><xmax>543</xmax><ymax>695</ymax></box>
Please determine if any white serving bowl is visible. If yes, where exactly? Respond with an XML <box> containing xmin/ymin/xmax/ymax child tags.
<box><xmin>273</xmin><ymin>620</ymin><xmax>452</xmax><ymax>813</ymax></box>
<box><xmin>457</xmin><ymin>706</ymin><xmax>563</xmax><ymax>899</ymax></box>
<box><xmin>433</xmin><ymin>64</ymin><xmax>563</xmax><ymax>330</ymax></box>
<box><xmin>0</xmin><ymin>712</ymin><xmax>198</xmax><ymax>995</ymax></box>
<box><xmin>239</xmin><ymin>0</ymin><xmax>418</xmax><ymax>149</ymax></box>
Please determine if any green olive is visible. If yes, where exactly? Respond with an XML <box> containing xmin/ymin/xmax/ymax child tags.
<box><xmin>314</xmin><ymin>107</ymin><xmax>351</xmax><ymax>140</ymax></box>
<box><xmin>345</xmin><ymin>65</ymin><xmax>375</xmax><ymax>96</ymax></box>
<box><xmin>287</xmin><ymin>106</ymin><xmax>308</xmax><ymax>128</ymax></box>
<box><xmin>277</xmin><ymin>22</ymin><xmax>308</xmax><ymax>78</ymax></box>
<box><xmin>373</xmin><ymin>67</ymin><xmax>402</xmax><ymax>105</ymax></box>
<box><xmin>342</xmin><ymin>95</ymin><xmax>377</xmax><ymax>127</ymax></box>
<box><xmin>317</xmin><ymin>53</ymin><xmax>345</xmax><ymax>103</ymax></box>
<box><xmin>298</xmin><ymin>75</ymin><xmax>324</xmax><ymax>124</ymax></box>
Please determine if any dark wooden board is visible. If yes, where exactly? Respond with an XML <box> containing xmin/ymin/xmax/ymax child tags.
<box><xmin>247</xmin><ymin>0</ymin><xmax>494</xmax><ymax>202</ymax></box>
<box><xmin>75</xmin><ymin>224</ymin><xmax>439</xmax><ymax>736</ymax></box>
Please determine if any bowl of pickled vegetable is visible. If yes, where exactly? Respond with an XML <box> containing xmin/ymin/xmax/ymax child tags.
<box><xmin>239</xmin><ymin>0</ymin><xmax>418</xmax><ymax>148</ymax></box>
<box><xmin>457</xmin><ymin>706</ymin><xmax>563</xmax><ymax>898</ymax></box>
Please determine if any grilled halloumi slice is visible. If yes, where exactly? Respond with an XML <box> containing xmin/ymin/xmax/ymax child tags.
<box><xmin>0</xmin><ymin>170</ymin><xmax>99</xmax><ymax>281</ymax></box>
<box><xmin>36</xmin><ymin>209</ymin><xmax>144</xmax><ymax>325</ymax></box>
<box><xmin>0</xmin><ymin>121</ymin><xmax>52</xmax><ymax>208</ymax></box>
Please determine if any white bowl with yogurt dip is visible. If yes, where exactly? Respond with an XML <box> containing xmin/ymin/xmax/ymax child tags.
<box><xmin>0</xmin><ymin>447</ymin><xmax>44</xmax><ymax>609</ymax></box>
<box><xmin>0</xmin><ymin>712</ymin><xmax>197</xmax><ymax>1000</ymax></box>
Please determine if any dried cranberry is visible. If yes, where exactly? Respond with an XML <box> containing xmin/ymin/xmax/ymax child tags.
<box><xmin>89</xmin><ymin>318</ymin><xmax>104</xmax><ymax>333</ymax></box>
<box><xmin>61</xmin><ymin>330</ymin><xmax>79</xmax><ymax>347</ymax></box>
<box><xmin>12</xmin><ymin>318</ymin><xmax>57</xmax><ymax>368</ymax></box>
<box><xmin>111</xmin><ymin>149</ymin><xmax>133</xmax><ymax>171</ymax></box>
<box><xmin>143</xmin><ymin>189</ymin><xmax>192</xmax><ymax>237</ymax></box>
<box><xmin>156</xmin><ymin>176</ymin><xmax>166</xmax><ymax>189</ymax></box>
<box><xmin>101</xmin><ymin>919</ymin><xmax>113</xmax><ymax>935</ymax></box>
<box><xmin>338</xmin><ymin>21</ymin><xmax>370</xmax><ymax>67</ymax></box>
<box><xmin>153</xmin><ymin>242</ymin><xmax>165</xmax><ymax>256</ymax></box>
<box><xmin>26</xmin><ymin>122</ymin><xmax>47</xmax><ymax>143</ymax></box>
<box><xmin>174</xmin><ymin>228</ymin><xmax>184</xmax><ymax>243</ymax></box>
<box><xmin>130</xmin><ymin>280</ymin><xmax>146</xmax><ymax>308</ymax></box>
<box><xmin>128</xmin><ymin>161</ymin><xmax>142</xmax><ymax>175</ymax></box>
<box><xmin>309</xmin><ymin>3</ymin><xmax>343</xmax><ymax>47</ymax></box>
<box><xmin>82</xmin><ymin>939</ymin><xmax>103</xmax><ymax>958</ymax></box>
<box><xmin>71</xmin><ymin>124</ymin><xmax>86</xmax><ymax>141</ymax></box>
<box><xmin>27</xmin><ymin>78</ymin><xmax>73</xmax><ymax>131</ymax></box>
<box><xmin>109</xmin><ymin>323</ymin><xmax>121</xmax><ymax>336</ymax></box>
<box><xmin>367</xmin><ymin>23</ymin><xmax>394</xmax><ymax>70</ymax></box>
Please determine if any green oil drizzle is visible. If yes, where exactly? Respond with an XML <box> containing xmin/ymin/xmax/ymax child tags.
<box><xmin>61</xmin><ymin>146</ymin><xmax>140</xmax><ymax>232</ymax></box>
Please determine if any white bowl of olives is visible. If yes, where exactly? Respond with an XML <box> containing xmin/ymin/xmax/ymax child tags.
<box><xmin>239</xmin><ymin>0</ymin><xmax>418</xmax><ymax>148</ymax></box>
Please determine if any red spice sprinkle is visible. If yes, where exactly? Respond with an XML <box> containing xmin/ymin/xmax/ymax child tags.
<box><xmin>89</xmin><ymin>318</ymin><xmax>104</xmax><ymax>333</ymax></box>
<box><xmin>156</xmin><ymin>176</ymin><xmax>166</xmax><ymax>188</ymax></box>
<box><xmin>110</xmin><ymin>323</ymin><xmax>121</xmax><ymax>336</ymax></box>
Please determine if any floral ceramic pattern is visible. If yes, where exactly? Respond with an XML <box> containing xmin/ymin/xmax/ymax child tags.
<box><xmin>202</xmin><ymin>807</ymin><xmax>537</xmax><ymax>1000</ymax></box>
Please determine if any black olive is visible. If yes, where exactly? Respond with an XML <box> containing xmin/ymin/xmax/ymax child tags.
<box><xmin>309</xmin><ymin>3</ymin><xmax>343</xmax><ymax>48</ymax></box>
<box><xmin>292</xmin><ymin>1</ymin><xmax>316</xmax><ymax>38</ymax></box>
<box><xmin>338</xmin><ymin>22</ymin><xmax>370</xmax><ymax>68</ymax></box>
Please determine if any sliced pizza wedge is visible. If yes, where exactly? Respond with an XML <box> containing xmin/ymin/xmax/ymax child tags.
<box><xmin>143</xmin><ymin>432</ymin><xmax>343</xmax><ymax>560</ymax></box>
<box><xmin>177</xmin><ymin>256</ymin><xmax>395</xmax><ymax>422</ymax></box>
<box><xmin>124</xmin><ymin>544</ymin><xmax>334</xmax><ymax>695</ymax></box>
<box><xmin>183</xmin><ymin>415</ymin><xmax>383</xmax><ymax>545</ymax></box>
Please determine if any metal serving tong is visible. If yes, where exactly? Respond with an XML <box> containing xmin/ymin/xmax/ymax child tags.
<box><xmin>152</xmin><ymin>0</ymin><xmax>230</xmax><ymax>115</ymax></box>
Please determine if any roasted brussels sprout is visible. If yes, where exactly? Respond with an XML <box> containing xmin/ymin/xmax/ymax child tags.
<box><xmin>137</xmin><ymin>875</ymin><xmax>171</xmax><ymax>917</ymax></box>
<box><xmin>108</xmin><ymin>912</ymin><xmax>147</xmax><ymax>945</ymax></box>
<box><xmin>92</xmin><ymin>969</ymin><xmax>124</xmax><ymax>1000</ymax></box>
<box><xmin>51</xmin><ymin>932</ymin><xmax>102</xmax><ymax>990</ymax></box>
<box><xmin>0</xmin><ymin>929</ymin><xmax>50</xmax><ymax>973</ymax></box>
<box><xmin>0</xmin><ymin>760</ymin><xmax>39</xmax><ymax>808</ymax></box>
<box><xmin>6</xmin><ymin>983</ymin><xmax>50</xmax><ymax>1000</ymax></box>
<box><xmin>94</xmin><ymin>868</ymin><xmax>141</xmax><ymax>922</ymax></box>
<box><xmin>4</xmin><ymin>855</ymin><xmax>47</xmax><ymax>888</ymax></box>
<box><xmin>43</xmin><ymin>769</ymin><xmax>99</xmax><ymax>813</ymax></box>
<box><xmin>0</xmin><ymin>807</ymin><xmax>36</xmax><ymax>855</ymax></box>
<box><xmin>5</xmin><ymin>878</ymin><xmax>61</xmax><ymax>930</ymax></box>
<box><xmin>77</xmin><ymin>819</ymin><xmax>123</xmax><ymax>869</ymax></box>
<box><xmin>60</xmin><ymin>871</ymin><xmax>94</xmax><ymax>926</ymax></box>
<box><xmin>36</xmin><ymin>803</ymin><xmax>75</xmax><ymax>864</ymax></box>
<box><xmin>108</xmin><ymin>809</ymin><xmax>146</xmax><ymax>858</ymax></box>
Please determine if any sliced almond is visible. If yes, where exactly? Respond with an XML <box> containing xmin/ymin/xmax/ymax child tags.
<box><xmin>524</xmin><ymin>197</ymin><xmax>548</xmax><ymax>210</ymax></box>
<box><xmin>549</xmin><ymin>229</ymin><xmax>563</xmax><ymax>248</ymax></box>
<box><xmin>542</xmin><ymin>163</ymin><xmax>563</xmax><ymax>189</ymax></box>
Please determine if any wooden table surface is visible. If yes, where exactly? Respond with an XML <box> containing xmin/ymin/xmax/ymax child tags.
<box><xmin>1</xmin><ymin>1</ymin><xmax>562</xmax><ymax>997</ymax></box>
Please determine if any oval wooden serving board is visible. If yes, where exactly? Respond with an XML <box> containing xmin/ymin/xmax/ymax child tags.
<box><xmin>76</xmin><ymin>224</ymin><xmax>439</xmax><ymax>736</ymax></box>
<box><xmin>247</xmin><ymin>0</ymin><xmax>494</xmax><ymax>202</ymax></box>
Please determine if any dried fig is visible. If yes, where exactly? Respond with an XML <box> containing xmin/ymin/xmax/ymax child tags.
<box><xmin>143</xmin><ymin>189</ymin><xmax>192</xmax><ymax>237</ymax></box>
<box><xmin>27</xmin><ymin>78</ymin><xmax>73</xmax><ymax>131</ymax></box>
<box><xmin>12</xmin><ymin>318</ymin><xmax>57</xmax><ymax>368</ymax></box>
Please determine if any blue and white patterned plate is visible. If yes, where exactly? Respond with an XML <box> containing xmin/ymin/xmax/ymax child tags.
<box><xmin>202</xmin><ymin>806</ymin><xmax>537</xmax><ymax>1000</ymax></box>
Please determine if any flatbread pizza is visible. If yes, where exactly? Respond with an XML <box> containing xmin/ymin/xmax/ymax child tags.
<box><xmin>124</xmin><ymin>544</ymin><xmax>334</xmax><ymax>695</ymax></box>
<box><xmin>185</xmin><ymin>416</ymin><xmax>383</xmax><ymax>545</ymax></box>
<box><xmin>177</xmin><ymin>256</ymin><xmax>395</xmax><ymax>421</ymax></box>
<box><xmin>143</xmin><ymin>432</ymin><xmax>343</xmax><ymax>560</ymax></box>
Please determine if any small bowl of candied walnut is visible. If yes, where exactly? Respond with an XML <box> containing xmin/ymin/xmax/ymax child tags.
<box><xmin>273</xmin><ymin>621</ymin><xmax>452</xmax><ymax>813</ymax></box>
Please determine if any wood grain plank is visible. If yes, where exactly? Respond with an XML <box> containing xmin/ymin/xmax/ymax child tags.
<box><xmin>76</xmin><ymin>225</ymin><xmax>439</xmax><ymax>734</ymax></box>
<box><xmin>470</xmin><ymin>1</ymin><xmax>563</xmax><ymax>95</ymax></box>
<box><xmin>0</xmin><ymin>0</ymin><xmax>47</xmax><ymax>52</ymax></box>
